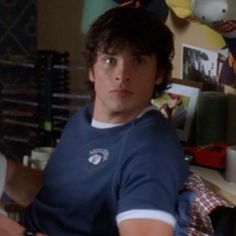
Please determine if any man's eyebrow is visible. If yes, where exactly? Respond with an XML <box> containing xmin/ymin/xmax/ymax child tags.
<box><xmin>98</xmin><ymin>50</ymin><xmax>116</xmax><ymax>55</ymax></box>
<box><xmin>98</xmin><ymin>49</ymin><xmax>151</xmax><ymax>56</ymax></box>
<box><xmin>133</xmin><ymin>53</ymin><xmax>152</xmax><ymax>57</ymax></box>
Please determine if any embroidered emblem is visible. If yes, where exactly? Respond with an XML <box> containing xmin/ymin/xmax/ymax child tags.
<box><xmin>88</xmin><ymin>149</ymin><xmax>109</xmax><ymax>165</ymax></box>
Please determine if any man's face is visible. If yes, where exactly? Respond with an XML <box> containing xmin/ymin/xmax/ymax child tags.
<box><xmin>168</xmin><ymin>98</ymin><xmax>179</xmax><ymax>109</ymax></box>
<box><xmin>89</xmin><ymin>48</ymin><xmax>163</xmax><ymax>123</ymax></box>
<box><xmin>228</xmin><ymin>52</ymin><xmax>236</xmax><ymax>76</ymax></box>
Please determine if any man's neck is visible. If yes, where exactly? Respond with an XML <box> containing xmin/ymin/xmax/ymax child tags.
<box><xmin>92</xmin><ymin>105</ymin><xmax>158</xmax><ymax>129</ymax></box>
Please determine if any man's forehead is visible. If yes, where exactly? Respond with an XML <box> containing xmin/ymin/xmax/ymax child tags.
<box><xmin>97</xmin><ymin>47</ymin><xmax>152</xmax><ymax>56</ymax></box>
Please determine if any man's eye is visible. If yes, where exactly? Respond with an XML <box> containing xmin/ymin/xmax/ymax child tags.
<box><xmin>104</xmin><ymin>57</ymin><xmax>116</xmax><ymax>65</ymax></box>
<box><xmin>134</xmin><ymin>56</ymin><xmax>146</xmax><ymax>65</ymax></box>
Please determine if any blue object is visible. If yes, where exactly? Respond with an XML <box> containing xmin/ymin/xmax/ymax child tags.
<box><xmin>224</xmin><ymin>37</ymin><xmax>236</xmax><ymax>59</ymax></box>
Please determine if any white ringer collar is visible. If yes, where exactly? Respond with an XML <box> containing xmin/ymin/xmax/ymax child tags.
<box><xmin>91</xmin><ymin>105</ymin><xmax>158</xmax><ymax>129</ymax></box>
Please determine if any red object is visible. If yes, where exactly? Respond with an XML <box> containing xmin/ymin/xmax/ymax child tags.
<box><xmin>184</xmin><ymin>142</ymin><xmax>229</xmax><ymax>169</ymax></box>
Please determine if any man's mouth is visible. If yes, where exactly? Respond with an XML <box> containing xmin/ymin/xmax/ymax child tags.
<box><xmin>110</xmin><ymin>88</ymin><xmax>133</xmax><ymax>95</ymax></box>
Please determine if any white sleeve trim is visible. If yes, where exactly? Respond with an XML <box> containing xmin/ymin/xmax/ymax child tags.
<box><xmin>116</xmin><ymin>209</ymin><xmax>176</xmax><ymax>227</ymax></box>
<box><xmin>0</xmin><ymin>153</ymin><xmax>7</xmax><ymax>197</ymax></box>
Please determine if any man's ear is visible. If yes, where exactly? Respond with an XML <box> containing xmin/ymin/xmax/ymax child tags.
<box><xmin>89</xmin><ymin>70</ymin><xmax>95</xmax><ymax>82</ymax></box>
<box><xmin>155</xmin><ymin>72</ymin><xmax>164</xmax><ymax>85</ymax></box>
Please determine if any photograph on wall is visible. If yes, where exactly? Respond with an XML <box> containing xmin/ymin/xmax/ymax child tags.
<box><xmin>217</xmin><ymin>47</ymin><xmax>236</xmax><ymax>89</ymax></box>
<box><xmin>152</xmin><ymin>82</ymin><xmax>200</xmax><ymax>142</ymax></box>
<box><xmin>181</xmin><ymin>44</ymin><xmax>219</xmax><ymax>86</ymax></box>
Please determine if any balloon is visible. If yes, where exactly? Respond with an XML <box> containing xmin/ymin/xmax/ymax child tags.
<box><xmin>166</xmin><ymin>0</ymin><xmax>226</xmax><ymax>49</ymax></box>
<box><xmin>191</xmin><ymin>0</ymin><xmax>236</xmax><ymax>58</ymax></box>
<box><xmin>81</xmin><ymin>0</ymin><xmax>119</xmax><ymax>33</ymax></box>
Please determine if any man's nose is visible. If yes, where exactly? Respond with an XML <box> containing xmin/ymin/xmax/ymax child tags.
<box><xmin>115</xmin><ymin>63</ymin><xmax>131</xmax><ymax>82</ymax></box>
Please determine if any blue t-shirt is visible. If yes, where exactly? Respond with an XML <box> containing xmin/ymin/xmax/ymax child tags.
<box><xmin>23</xmin><ymin>103</ymin><xmax>189</xmax><ymax>236</ymax></box>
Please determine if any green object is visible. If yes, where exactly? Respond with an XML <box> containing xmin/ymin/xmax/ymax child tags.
<box><xmin>44</xmin><ymin>121</ymin><xmax>52</xmax><ymax>132</ymax></box>
<box><xmin>195</xmin><ymin>91</ymin><xmax>228</xmax><ymax>145</ymax></box>
<box><xmin>81</xmin><ymin>0</ymin><xmax>119</xmax><ymax>33</ymax></box>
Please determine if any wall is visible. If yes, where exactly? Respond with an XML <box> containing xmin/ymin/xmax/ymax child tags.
<box><xmin>37</xmin><ymin>2</ymin><xmax>226</xmax><ymax>87</ymax></box>
<box><xmin>166</xmin><ymin>11</ymin><xmax>225</xmax><ymax>79</ymax></box>
<box><xmin>37</xmin><ymin>0</ymin><xmax>86</xmax><ymax>92</ymax></box>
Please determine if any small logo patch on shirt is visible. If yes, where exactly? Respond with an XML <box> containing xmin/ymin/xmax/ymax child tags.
<box><xmin>88</xmin><ymin>149</ymin><xmax>109</xmax><ymax>165</ymax></box>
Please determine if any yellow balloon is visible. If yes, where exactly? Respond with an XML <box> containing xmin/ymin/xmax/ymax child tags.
<box><xmin>166</xmin><ymin>0</ymin><xmax>226</xmax><ymax>49</ymax></box>
<box><xmin>165</xmin><ymin>0</ymin><xmax>192</xmax><ymax>19</ymax></box>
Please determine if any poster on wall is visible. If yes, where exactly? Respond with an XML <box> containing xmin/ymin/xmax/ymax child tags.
<box><xmin>181</xmin><ymin>44</ymin><xmax>219</xmax><ymax>86</ymax></box>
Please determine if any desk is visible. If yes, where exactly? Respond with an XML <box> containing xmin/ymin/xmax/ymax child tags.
<box><xmin>191</xmin><ymin>165</ymin><xmax>236</xmax><ymax>206</ymax></box>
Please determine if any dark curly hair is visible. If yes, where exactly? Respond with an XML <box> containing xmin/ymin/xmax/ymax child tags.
<box><xmin>84</xmin><ymin>7</ymin><xmax>174</xmax><ymax>98</ymax></box>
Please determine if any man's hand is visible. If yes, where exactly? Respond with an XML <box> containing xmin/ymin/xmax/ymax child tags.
<box><xmin>0</xmin><ymin>213</ymin><xmax>47</xmax><ymax>236</ymax></box>
<box><xmin>0</xmin><ymin>213</ymin><xmax>25</xmax><ymax>235</ymax></box>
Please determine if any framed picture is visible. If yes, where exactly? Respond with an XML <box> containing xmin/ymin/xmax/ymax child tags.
<box><xmin>181</xmin><ymin>44</ymin><xmax>219</xmax><ymax>86</ymax></box>
<box><xmin>152</xmin><ymin>80</ymin><xmax>200</xmax><ymax>142</ymax></box>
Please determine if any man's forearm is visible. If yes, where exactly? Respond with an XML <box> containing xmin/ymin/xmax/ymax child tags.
<box><xmin>0</xmin><ymin>214</ymin><xmax>47</xmax><ymax>236</ymax></box>
<box><xmin>118</xmin><ymin>219</ymin><xmax>174</xmax><ymax>236</ymax></box>
<box><xmin>5</xmin><ymin>159</ymin><xmax>43</xmax><ymax>206</ymax></box>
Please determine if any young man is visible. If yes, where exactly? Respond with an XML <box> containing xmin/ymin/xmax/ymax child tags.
<box><xmin>0</xmin><ymin>7</ymin><xmax>189</xmax><ymax>236</ymax></box>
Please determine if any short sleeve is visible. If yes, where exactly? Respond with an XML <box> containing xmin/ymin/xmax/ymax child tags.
<box><xmin>116</xmin><ymin>129</ymin><xmax>189</xmax><ymax>220</ymax></box>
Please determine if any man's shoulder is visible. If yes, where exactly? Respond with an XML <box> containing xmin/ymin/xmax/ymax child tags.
<box><xmin>61</xmin><ymin>103</ymin><xmax>93</xmax><ymax>134</ymax></box>
<box><xmin>133</xmin><ymin>109</ymin><xmax>175</xmax><ymax>136</ymax></box>
<box><xmin>125</xmin><ymin>110</ymin><xmax>181</xmax><ymax>151</ymax></box>
<box><xmin>68</xmin><ymin>103</ymin><xmax>93</xmax><ymax>122</ymax></box>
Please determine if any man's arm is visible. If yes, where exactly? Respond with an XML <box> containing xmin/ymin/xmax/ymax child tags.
<box><xmin>118</xmin><ymin>219</ymin><xmax>173</xmax><ymax>236</ymax></box>
<box><xmin>0</xmin><ymin>213</ymin><xmax>47</xmax><ymax>236</ymax></box>
<box><xmin>5</xmin><ymin>159</ymin><xmax>43</xmax><ymax>206</ymax></box>
<box><xmin>118</xmin><ymin>219</ymin><xmax>174</xmax><ymax>236</ymax></box>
